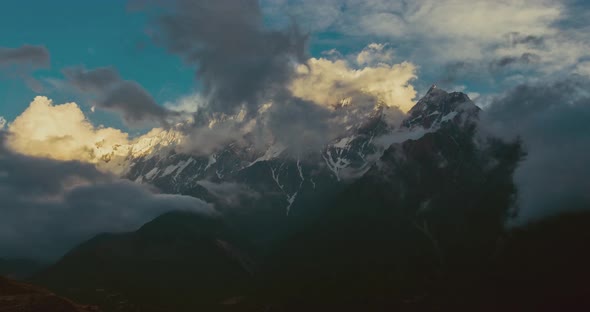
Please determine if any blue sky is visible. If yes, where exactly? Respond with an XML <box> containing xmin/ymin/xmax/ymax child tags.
<box><xmin>0</xmin><ymin>1</ymin><xmax>192</xmax><ymax>129</ymax></box>
<box><xmin>1</xmin><ymin>0</ymin><xmax>589</xmax><ymax>131</ymax></box>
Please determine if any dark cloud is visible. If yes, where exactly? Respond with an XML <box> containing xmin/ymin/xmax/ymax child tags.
<box><xmin>506</xmin><ymin>32</ymin><xmax>545</xmax><ymax>48</ymax></box>
<box><xmin>480</xmin><ymin>76</ymin><xmax>590</xmax><ymax>223</ymax></box>
<box><xmin>265</xmin><ymin>94</ymin><xmax>338</xmax><ymax>153</ymax></box>
<box><xmin>130</xmin><ymin>0</ymin><xmax>308</xmax><ymax>116</ymax></box>
<box><xmin>489</xmin><ymin>53</ymin><xmax>541</xmax><ymax>70</ymax></box>
<box><xmin>62</xmin><ymin>66</ymin><xmax>121</xmax><ymax>92</ymax></box>
<box><xmin>439</xmin><ymin>53</ymin><xmax>541</xmax><ymax>86</ymax></box>
<box><xmin>0</xmin><ymin>45</ymin><xmax>50</xmax><ymax>92</ymax></box>
<box><xmin>0</xmin><ymin>132</ymin><xmax>215</xmax><ymax>260</ymax></box>
<box><xmin>129</xmin><ymin>0</ymin><xmax>400</xmax><ymax>156</ymax></box>
<box><xmin>63</xmin><ymin>67</ymin><xmax>176</xmax><ymax>127</ymax></box>
<box><xmin>0</xmin><ymin>45</ymin><xmax>50</xmax><ymax>68</ymax></box>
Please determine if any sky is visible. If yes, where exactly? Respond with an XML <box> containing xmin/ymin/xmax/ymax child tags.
<box><xmin>0</xmin><ymin>0</ymin><xmax>193</xmax><ymax>130</ymax></box>
<box><xmin>1</xmin><ymin>0</ymin><xmax>589</xmax><ymax>260</ymax></box>
<box><xmin>2</xmin><ymin>0</ymin><xmax>588</xmax><ymax>127</ymax></box>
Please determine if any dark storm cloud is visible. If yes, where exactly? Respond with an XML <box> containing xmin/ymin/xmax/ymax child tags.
<box><xmin>480</xmin><ymin>76</ymin><xmax>590</xmax><ymax>223</ymax></box>
<box><xmin>0</xmin><ymin>132</ymin><xmax>215</xmax><ymax>260</ymax></box>
<box><xmin>63</xmin><ymin>67</ymin><xmax>177</xmax><ymax>127</ymax></box>
<box><xmin>130</xmin><ymin>0</ymin><xmax>308</xmax><ymax>116</ymax></box>
<box><xmin>0</xmin><ymin>45</ymin><xmax>50</xmax><ymax>68</ymax></box>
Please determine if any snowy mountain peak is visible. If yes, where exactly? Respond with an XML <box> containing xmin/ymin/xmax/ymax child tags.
<box><xmin>115</xmin><ymin>84</ymin><xmax>485</xmax><ymax>216</ymax></box>
<box><xmin>403</xmin><ymin>87</ymin><xmax>479</xmax><ymax>129</ymax></box>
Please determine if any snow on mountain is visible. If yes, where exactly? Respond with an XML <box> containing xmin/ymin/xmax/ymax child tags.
<box><xmin>403</xmin><ymin>85</ymin><xmax>480</xmax><ymax>129</ymax></box>
<box><xmin>102</xmin><ymin>86</ymin><xmax>479</xmax><ymax>215</ymax></box>
<box><xmin>94</xmin><ymin>128</ymin><xmax>184</xmax><ymax>175</ymax></box>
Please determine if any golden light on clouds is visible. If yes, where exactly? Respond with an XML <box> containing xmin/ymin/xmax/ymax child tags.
<box><xmin>290</xmin><ymin>45</ymin><xmax>418</xmax><ymax>112</ymax></box>
<box><xmin>6</xmin><ymin>96</ymin><xmax>177</xmax><ymax>175</ymax></box>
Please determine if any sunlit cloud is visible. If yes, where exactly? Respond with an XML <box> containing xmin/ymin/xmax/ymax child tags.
<box><xmin>6</xmin><ymin>96</ymin><xmax>178</xmax><ymax>175</ymax></box>
<box><xmin>290</xmin><ymin>44</ymin><xmax>417</xmax><ymax>112</ymax></box>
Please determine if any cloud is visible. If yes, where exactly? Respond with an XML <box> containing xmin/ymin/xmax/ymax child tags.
<box><xmin>0</xmin><ymin>45</ymin><xmax>50</xmax><ymax>68</ymax></box>
<box><xmin>0</xmin><ymin>45</ymin><xmax>50</xmax><ymax>92</ymax></box>
<box><xmin>575</xmin><ymin>61</ymin><xmax>590</xmax><ymax>77</ymax></box>
<box><xmin>177</xmin><ymin>118</ymin><xmax>253</xmax><ymax>156</ymax></box>
<box><xmin>439</xmin><ymin>53</ymin><xmax>542</xmax><ymax>86</ymax></box>
<box><xmin>491</xmin><ymin>53</ymin><xmax>541</xmax><ymax>69</ymax></box>
<box><xmin>130</xmin><ymin>0</ymin><xmax>308</xmax><ymax>117</ymax></box>
<box><xmin>164</xmin><ymin>93</ymin><xmax>206</xmax><ymax>114</ymax></box>
<box><xmin>356</xmin><ymin>43</ymin><xmax>395</xmax><ymax>66</ymax></box>
<box><xmin>0</xmin><ymin>131</ymin><xmax>215</xmax><ymax>260</ymax></box>
<box><xmin>6</xmin><ymin>96</ymin><xmax>178</xmax><ymax>175</ymax></box>
<box><xmin>129</xmin><ymin>1</ymin><xmax>414</xmax><ymax>157</ymax></box>
<box><xmin>63</xmin><ymin>66</ymin><xmax>176</xmax><ymax>127</ymax></box>
<box><xmin>196</xmin><ymin>180</ymin><xmax>260</xmax><ymax>207</ymax></box>
<box><xmin>264</xmin><ymin>0</ymin><xmax>588</xmax><ymax>86</ymax></box>
<box><xmin>264</xmin><ymin>0</ymin><xmax>562</xmax><ymax>51</ymax></box>
<box><xmin>0</xmin><ymin>117</ymin><xmax>5</xmax><ymax>130</ymax></box>
<box><xmin>480</xmin><ymin>75</ymin><xmax>590</xmax><ymax>223</ymax></box>
<box><xmin>290</xmin><ymin>45</ymin><xmax>417</xmax><ymax>112</ymax></box>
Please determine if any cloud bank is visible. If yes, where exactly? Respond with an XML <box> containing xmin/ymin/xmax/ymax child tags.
<box><xmin>131</xmin><ymin>0</ymin><xmax>308</xmax><ymax>117</ymax></box>
<box><xmin>264</xmin><ymin>0</ymin><xmax>588</xmax><ymax>87</ymax></box>
<box><xmin>0</xmin><ymin>131</ymin><xmax>215</xmax><ymax>260</ymax></box>
<box><xmin>481</xmin><ymin>75</ymin><xmax>590</xmax><ymax>223</ymax></box>
<box><xmin>128</xmin><ymin>0</ymin><xmax>417</xmax><ymax>156</ymax></box>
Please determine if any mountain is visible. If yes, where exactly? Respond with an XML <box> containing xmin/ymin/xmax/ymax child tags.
<box><xmin>116</xmin><ymin>86</ymin><xmax>481</xmax><ymax>249</ymax></box>
<box><xmin>33</xmin><ymin>211</ymin><xmax>256</xmax><ymax>311</ymax></box>
<box><xmin>0</xmin><ymin>276</ymin><xmax>100</xmax><ymax>312</ymax></box>
<box><xmin>255</xmin><ymin>90</ymin><xmax>524</xmax><ymax>310</ymax></box>
<box><xmin>403</xmin><ymin>85</ymin><xmax>479</xmax><ymax>129</ymax></box>
<box><xmin>30</xmin><ymin>87</ymin><xmax>542</xmax><ymax>311</ymax></box>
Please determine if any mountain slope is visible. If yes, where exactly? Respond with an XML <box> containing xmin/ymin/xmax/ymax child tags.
<box><xmin>33</xmin><ymin>212</ymin><xmax>256</xmax><ymax>312</ymax></box>
<box><xmin>31</xmin><ymin>86</ymin><xmax>537</xmax><ymax>311</ymax></box>
<box><xmin>119</xmin><ymin>87</ymin><xmax>480</xmax><ymax>249</ymax></box>
<box><xmin>0</xmin><ymin>276</ymin><xmax>100</xmax><ymax>312</ymax></box>
<box><xmin>256</xmin><ymin>106</ymin><xmax>524</xmax><ymax>310</ymax></box>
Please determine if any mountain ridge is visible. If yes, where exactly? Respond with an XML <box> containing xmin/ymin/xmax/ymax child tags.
<box><xmin>31</xmin><ymin>87</ymin><xmax>522</xmax><ymax>311</ymax></box>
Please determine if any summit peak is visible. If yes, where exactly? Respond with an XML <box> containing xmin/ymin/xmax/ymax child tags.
<box><xmin>403</xmin><ymin>85</ymin><xmax>479</xmax><ymax>129</ymax></box>
<box><xmin>425</xmin><ymin>84</ymin><xmax>447</xmax><ymax>97</ymax></box>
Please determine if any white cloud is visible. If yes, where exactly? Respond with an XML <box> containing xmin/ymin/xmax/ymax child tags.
<box><xmin>6</xmin><ymin>96</ymin><xmax>178</xmax><ymax>175</ymax></box>
<box><xmin>264</xmin><ymin>0</ymin><xmax>588</xmax><ymax>80</ymax></box>
<box><xmin>356</xmin><ymin>43</ymin><xmax>394</xmax><ymax>66</ymax></box>
<box><xmin>0</xmin><ymin>116</ymin><xmax>6</xmax><ymax>130</ymax></box>
<box><xmin>164</xmin><ymin>93</ymin><xmax>206</xmax><ymax>114</ymax></box>
<box><xmin>290</xmin><ymin>45</ymin><xmax>417</xmax><ymax>112</ymax></box>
